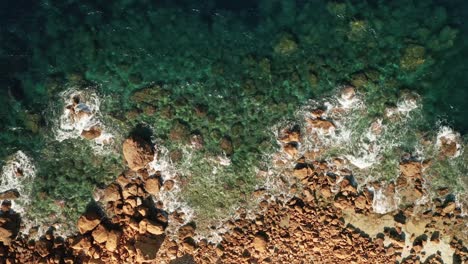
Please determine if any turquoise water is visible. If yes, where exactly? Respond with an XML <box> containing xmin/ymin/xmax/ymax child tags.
<box><xmin>0</xmin><ymin>0</ymin><xmax>467</xmax><ymax>229</ymax></box>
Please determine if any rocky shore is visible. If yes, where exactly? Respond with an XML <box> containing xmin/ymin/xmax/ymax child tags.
<box><xmin>0</xmin><ymin>97</ymin><xmax>467</xmax><ymax>264</ymax></box>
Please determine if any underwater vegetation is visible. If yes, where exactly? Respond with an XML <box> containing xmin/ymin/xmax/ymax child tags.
<box><xmin>0</xmin><ymin>0</ymin><xmax>467</xmax><ymax>232</ymax></box>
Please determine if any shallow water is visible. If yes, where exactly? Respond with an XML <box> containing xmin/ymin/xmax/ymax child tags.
<box><xmin>0</xmin><ymin>0</ymin><xmax>467</xmax><ymax>232</ymax></box>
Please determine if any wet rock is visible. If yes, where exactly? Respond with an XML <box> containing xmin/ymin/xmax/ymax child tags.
<box><xmin>81</xmin><ymin>125</ymin><xmax>102</xmax><ymax>140</ymax></box>
<box><xmin>163</xmin><ymin>180</ymin><xmax>175</xmax><ymax>191</ymax></box>
<box><xmin>279</xmin><ymin>125</ymin><xmax>301</xmax><ymax>143</ymax></box>
<box><xmin>122</xmin><ymin>137</ymin><xmax>154</xmax><ymax>171</ymax></box>
<box><xmin>0</xmin><ymin>200</ymin><xmax>12</xmax><ymax>213</ymax></box>
<box><xmin>283</xmin><ymin>142</ymin><xmax>298</xmax><ymax>157</ymax></box>
<box><xmin>340</xmin><ymin>86</ymin><xmax>356</xmax><ymax>101</ymax></box>
<box><xmin>438</xmin><ymin>134</ymin><xmax>460</xmax><ymax>158</ymax></box>
<box><xmin>0</xmin><ymin>189</ymin><xmax>20</xmax><ymax>200</ymax></box>
<box><xmin>307</xmin><ymin>119</ymin><xmax>335</xmax><ymax>133</ymax></box>
<box><xmin>178</xmin><ymin>224</ymin><xmax>195</xmax><ymax>240</ymax></box>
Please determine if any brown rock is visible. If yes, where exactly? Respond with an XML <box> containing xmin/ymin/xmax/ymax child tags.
<box><xmin>122</xmin><ymin>137</ymin><xmax>154</xmax><ymax>171</ymax></box>
<box><xmin>35</xmin><ymin>239</ymin><xmax>52</xmax><ymax>258</ymax></box>
<box><xmin>102</xmin><ymin>183</ymin><xmax>122</xmax><ymax>203</ymax></box>
<box><xmin>0</xmin><ymin>227</ymin><xmax>12</xmax><ymax>245</ymax></box>
<box><xmin>293</xmin><ymin>164</ymin><xmax>313</xmax><ymax>179</ymax></box>
<box><xmin>81</xmin><ymin>126</ymin><xmax>102</xmax><ymax>140</ymax></box>
<box><xmin>105</xmin><ymin>230</ymin><xmax>121</xmax><ymax>252</ymax></box>
<box><xmin>140</xmin><ymin>219</ymin><xmax>165</xmax><ymax>235</ymax></box>
<box><xmin>283</xmin><ymin>143</ymin><xmax>298</xmax><ymax>157</ymax></box>
<box><xmin>439</xmin><ymin>136</ymin><xmax>459</xmax><ymax>158</ymax></box>
<box><xmin>178</xmin><ymin>224</ymin><xmax>195</xmax><ymax>240</ymax></box>
<box><xmin>252</xmin><ymin>233</ymin><xmax>268</xmax><ymax>252</ymax></box>
<box><xmin>307</xmin><ymin>119</ymin><xmax>335</xmax><ymax>132</ymax></box>
<box><xmin>279</xmin><ymin>126</ymin><xmax>301</xmax><ymax>143</ymax></box>
<box><xmin>71</xmin><ymin>236</ymin><xmax>92</xmax><ymax>252</ymax></box>
<box><xmin>92</xmin><ymin>225</ymin><xmax>108</xmax><ymax>244</ymax></box>
<box><xmin>144</xmin><ymin>177</ymin><xmax>160</xmax><ymax>196</ymax></box>
<box><xmin>442</xmin><ymin>202</ymin><xmax>456</xmax><ymax>215</ymax></box>
<box><xmin>354</xmin><ymin>195</ymin><xmax>367</xmax><ymax>210</ymax></box>
<box><xmin>0</xmin><ymin>189</ymin><xmax>20</xmax><ymax>200</ymax></box>
<box><xmin>77</xmin><ymin>212</ymin><xmax>101</xmax><ymax>234</ymax></box>
<box><xmin>399</xmin><ymin>161</ymin><xmax>421</xmax><ymax>178</ymax></box>
<box><xmin>163</xmin><ymin>180</ymin><xmax>175</xmax><ymax>191</ymax></box>
<box><xmin>135</xmin><ymin>235</ymin><xmax>164</xmax><ymax>262</ymax></box>
<box><xmin>341</xmin><ymin>85</ymin><xmax>356</xmax><ymax>100</ymax></box>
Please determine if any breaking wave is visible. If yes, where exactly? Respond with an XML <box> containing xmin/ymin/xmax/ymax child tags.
<box><xmin>0</xmin><ymin>151</ymin><xmax>36</xmax><ymax>213</ymax></box>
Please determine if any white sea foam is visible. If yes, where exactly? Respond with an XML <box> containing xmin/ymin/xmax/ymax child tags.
<box><xmin>54</xmin><ymin>88</ymin><xmax>114</xmax><ymax>150</ymax></box>
<box><xmin>368</xmin><ymin>185</ymin><xmax>399</xmax><ymax>214</ymax></box>
<box><xmin>147</xmin><ymin>146</ymin><xmax>195</xmax><ymax>237</ymax></box>
<box><xmin>0</xmin><ymin>151</ymin><xmax>36</xmax><ymax>213</ymax></box>
<box><xmin>397</xmin><ymin>95</ymin><xmax>418</xmax><ymax>115</ymax></box>
<box><xmin>436</xmin><ymin>126</ymin><xmax>462</xmax><ymax>158</ymax></box>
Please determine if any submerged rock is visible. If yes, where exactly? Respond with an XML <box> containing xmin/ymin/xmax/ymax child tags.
<box><xmin>81</xmin><ymin>125</ymin><xmax>102</xmax><ymax>140</ymax></box>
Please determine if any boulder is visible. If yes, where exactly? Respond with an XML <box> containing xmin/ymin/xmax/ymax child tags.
<box><xmin>0</xmin><ymin>226</ymin><xmax>12</xmax><ymax>245</ymax></box>
<box><xmin>35</xmin><ymin>239</ymin><xmax>52</xmax><ymax>258</ymax></box>
<box><xmin>252</xmin><ymin>233</ymin><xmax>268</xmax><ymax>252</ymax></box>
<box><xmin>135</xmin><ymin>235</ymin><xmax>164</xmax><ymax>262</ymax></box>
<box><xmin>102</xmin><ymin>183</ymin><xmax>122</xmax><ymax>203</ymax></box>
<box><xmin>92</xmin><ymin>224</ymin><xmax>108</xmax><ymax>244</ymax></box>
<box><xmin>307</xmin><ymin>119</ymin><xmax>335</xmax><ymax>133</ymax></box>
<box><xmin>77</xmin><ymin>212</ymin><xmax>101</xmax><ymax>234</ymax></box>
<box><xmin>122</xmin><ymin>137</ymin><xmax>154</xmax><ymax>171</ymax></box>
<box><xmin>81</xmin><ymin>126</ymin><xmax>102</xmax><ymax>140</ymax></box>
<box><xmin>399</xmin><ymin>162</ymin><xmax>421</xmax><ymax>178</ymax></box>
<box><xmin>139</xmin><ymin>219</ymin><xmax>164</xmax><ymax>236</ymax></box>
<box><xmin>105</xmin><ymin>230</ymin><xmax>121</xmax><ymax>252</ymax></box>
<box><xmin>144</xmin><ymin>177</ymin><xmax>160</xmax><ymax>196</ymax></box>
<box><xmin>0</xmin><ymin>189</ymin><xmax>20</xmax><ymax>200</ymax></box>
<box><xmin>71</xmin><ymin>236</ymin><xmax>92</xmax><ymax>252</ymax></box>
<box><xmin>442</xmin><ymin>202</ymin><xmax>456</xmax><ymax>215</ymax></box>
